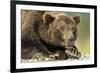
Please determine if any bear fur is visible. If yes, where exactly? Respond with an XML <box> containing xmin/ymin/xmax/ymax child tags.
<box><xmin>21</xmin><ymin>10</ymin><xmax>80</xmax><ymax>60</ymax></box>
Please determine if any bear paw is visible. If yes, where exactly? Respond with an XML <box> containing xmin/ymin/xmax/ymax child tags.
<box><xmin>65</xmin><ymin>46</ymin><xmax>81</xmax><ymax>59</ymax></box>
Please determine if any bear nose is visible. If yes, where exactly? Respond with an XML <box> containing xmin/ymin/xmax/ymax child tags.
<box><xmin>69</xmin><ymin>35</ymin><xmax>75</xmax><ymax>42</ymax></box>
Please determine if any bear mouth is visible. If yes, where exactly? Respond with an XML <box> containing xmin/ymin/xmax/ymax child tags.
<box><xmin>64</xmin><ymin>40</ymin><xmax>75</xmax><ymax>47</ymax></box>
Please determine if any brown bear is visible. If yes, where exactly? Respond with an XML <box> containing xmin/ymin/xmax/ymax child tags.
<box><xmin>21</xmin><ymin>10</ymin><xmax>81</xmax><ymax>61</ymax></box>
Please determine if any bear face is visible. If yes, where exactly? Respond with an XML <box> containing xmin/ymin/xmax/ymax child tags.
<box><xmin>40</xmin><ymin>12</ymin><xmax>80</xmax><ymax>48</ymax></box>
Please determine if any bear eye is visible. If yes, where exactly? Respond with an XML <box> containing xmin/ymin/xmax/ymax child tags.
<box><xmin>70</xmin><ymin>26</ymin><xmax>75</xmax><ymax>31</ymax></box>
<box><xmin>71</xmin><ymin>27</ymin><xmax>74</xmax><ymax>30</ymax></box>
<box><xmin>60</xmin><ymin>26</ymin><xmax>64</xmax><ymax>31</ymax></box>
<box><xmin>67</xmin><ymin>27</ymin><xmax>74</xmax><ymax>31</ymax></box>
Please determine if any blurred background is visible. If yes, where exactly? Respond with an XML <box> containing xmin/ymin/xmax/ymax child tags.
<box><xmin>65</xmin><ymin>12</ymin><xmax>90</xmax><ymax>57</ymax></box>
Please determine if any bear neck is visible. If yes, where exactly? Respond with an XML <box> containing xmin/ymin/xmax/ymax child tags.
<box><xmin>39</xmin><ymin>23</ymin><xmax>49</xmax><ymax>42</ymax></box>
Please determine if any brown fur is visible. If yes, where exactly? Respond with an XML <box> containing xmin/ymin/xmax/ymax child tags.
<box><xmin>39</xmin><ymin>12</ymin><xmax>80</xmax><ymax>47</ymax></box>
<box><xmin>21</xmin><ymin>10</ymin><xmax>80</xmax><ymax>60</ymax></box>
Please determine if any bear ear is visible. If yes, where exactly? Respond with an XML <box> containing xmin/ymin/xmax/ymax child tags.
<box><xmin>73</xmin><ymin>16</ymin><xmax>80</xmax><ymax>24</ymax></box>
<box><xmin>44</xmin><ymin>14</ymin><xmax>55</xmax><ymax>25</ymax></box>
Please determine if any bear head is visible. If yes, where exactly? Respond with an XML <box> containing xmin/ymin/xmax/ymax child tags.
<box><xmin>39</xmin><ymin>12</ymin><xmax>80</xmax><ymax>48</ymax></box>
